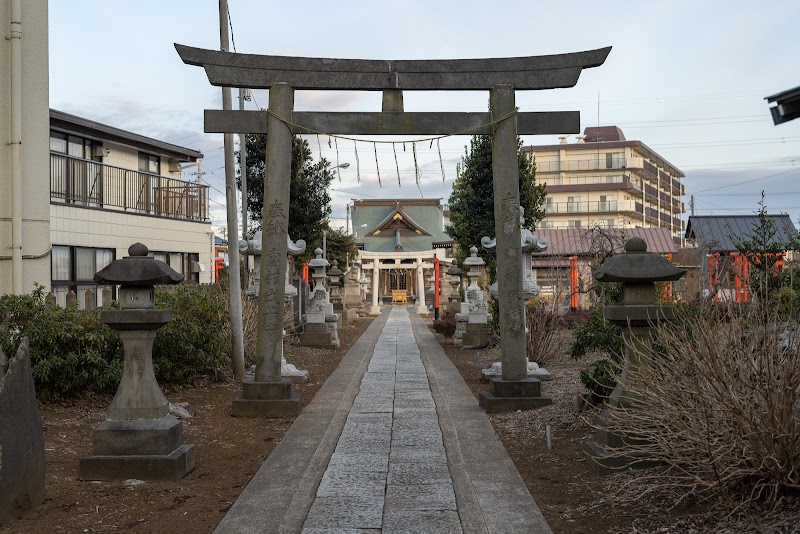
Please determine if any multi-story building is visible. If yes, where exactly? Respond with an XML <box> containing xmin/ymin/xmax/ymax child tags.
<box><xmin>48</xmin><ymin>110</ymin><xmax>213</xmax><ymax>306</ymax></box>
<box><xmin>524</xmin><ymin>126</ymin><xmax>686</xmax><ymax>244</ymax></box>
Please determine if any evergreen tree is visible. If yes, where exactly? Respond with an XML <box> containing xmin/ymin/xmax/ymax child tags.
<box><xmin>237</xmin><ymin>135</ymin><xmax>357</xmax><ymax>267</ymax></box>
<box><xmin>237</xmin><ymin>135</ymin><xmax>334</xmax><ymax>261</ymax></box>
<box><xmin>446</xmin><ymin>135</ymin><xmax>546</xmax><ymax>280</ymax></box>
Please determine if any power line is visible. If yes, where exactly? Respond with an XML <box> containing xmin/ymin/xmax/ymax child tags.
<box><xmin>692</xmin><ymin>167</ymin><xmax>800</xmax><ymax>194</ymax></box>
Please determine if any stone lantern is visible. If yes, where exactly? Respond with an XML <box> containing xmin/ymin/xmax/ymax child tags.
<box><xmin>446</xmin><ymin>259</ymin><xmax>462</xmax><ymax>312</ymax></box>
<box><xmin>454</xmin><ymin>246</ymin><xmax>492</xmax><ymax>347</ymax></box>
<box><xmin>328</xmin><ymin>259</ymin><xmax>344</xmax><ymax>311</ymax></box>
<box><xmin>79</xmin><ymin>243</ymin><xmax>195</xmax><ymax>481</ymax></box>
<box><xmin>300</xmin><ymin>248</ymin><xmax>340</xmax><ymax>348</ymax></box>
<box><xmin>584</xmin><ymin>237</ymin><xmax>686</xmax><ymax>474</ymax></box>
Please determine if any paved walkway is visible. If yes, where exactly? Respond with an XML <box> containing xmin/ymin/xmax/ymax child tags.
<box><xmin>215</xmin><ymin>307</ymin><xmax>551</xmax><ymax>534</ymax></box>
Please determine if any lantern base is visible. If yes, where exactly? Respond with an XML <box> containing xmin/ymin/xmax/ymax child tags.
<box><xmin>79</xmin><ymin>416</ymin><xmax>195</xmax><ymax>481</ymax></box>
<box><xmin>584</xmin><ymin>410</ymin><xmax>661</xmax><ymax>475</ymax></box>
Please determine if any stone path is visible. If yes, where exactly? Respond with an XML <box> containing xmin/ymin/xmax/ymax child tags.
<box><xmin>302</xmin><ymin>307</ymin><xmax>460</xmax><ymax>532</ymax></box>
<box><xmin>215</xmin><ymin>307</ymin><xmax>551</xmax><ymax>534</ymax></box>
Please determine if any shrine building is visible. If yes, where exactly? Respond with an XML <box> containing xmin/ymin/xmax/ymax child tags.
<box><xmin>351</xmin><ymin>199</ymin><xmax>454</xmax><ymax>313</ymax></box>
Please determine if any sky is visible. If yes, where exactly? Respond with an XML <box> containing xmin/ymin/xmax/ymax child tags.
<box><xmin>49</xmin><ymin>1</ymin><xmax>800</xmax><ymax>237</ymax></box>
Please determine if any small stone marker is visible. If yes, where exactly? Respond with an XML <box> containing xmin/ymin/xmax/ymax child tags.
<box><xmin>78</xmin><ymin>243</ymin><xmax>195</xmax><ymax>481</ymax></box>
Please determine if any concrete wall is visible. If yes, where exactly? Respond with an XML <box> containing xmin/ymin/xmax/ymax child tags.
<box><xmin>0</xmin><ymin>0</ymin><xmax>50</xmax><ymax>294</ymax></box>
<box><xmin>51</xmin><ymin>204</ymin><xmax>213</xmax><ymax>284</ymax></box>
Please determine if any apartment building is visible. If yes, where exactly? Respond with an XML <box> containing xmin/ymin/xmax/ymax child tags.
<box><xmin>524</xmin><ymin>126</ymin><xmax>685</xmax><ymax>244</ymax></box>
<box><xmin>48</xmin><ymin>110</ymin><xmax>213</xmax><ymax>306</ymax></box>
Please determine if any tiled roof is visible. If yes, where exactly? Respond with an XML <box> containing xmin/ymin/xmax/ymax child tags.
<box><xmin>531</xmin><ymin>227</ymin><xmax>677</xmax><ymax>256</ymax></box>
<box><xmin>685</xmin><ymin>215</ymin><xmax>798</xmax><ymax>252</ymax></box>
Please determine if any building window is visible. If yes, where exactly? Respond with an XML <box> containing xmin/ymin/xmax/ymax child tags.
<box><xmin>138</xmin><ymin>152</ymin><xmax>160</xmax><ymax>175</ymax></box>
<box><xmin>51</xmin><ymin>245</ymin><xmax>116</xmax><ymax>308</ymax></box>
<box><xmin>568</xmin><ymin>220</ymin><xmax>582</xmax><ymax>229</ymax></box>
<box><xmin>567</xmin><ymin>196</ymin><xmax>581</xmax><ymax>213</ymax></box>
<box><xmin>606</xmin><ymin>152</ymin><xmax>625</xmax><ymax>169</ymax></box>
<box><xmin>50</xmin><ymin>131</ymin><xmax>103</xmax><ymax>206</ymax></box>
<box><xmin>148</xmin><ymin>251</ymin><xmax>200</xmax><ymax>283</ymax></box>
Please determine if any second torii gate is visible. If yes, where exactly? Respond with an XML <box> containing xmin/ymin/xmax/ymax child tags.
<box><xmin>176</xmin><ymin>43</ymin><xmax>610</xmax><ymax>415</ymax></box>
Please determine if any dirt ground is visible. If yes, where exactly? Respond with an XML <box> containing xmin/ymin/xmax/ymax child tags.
<box><xmin>432</xmin><ymin>323</ymin><xmax>800</xmax><ymax>534</ymax></box>
<box><xmin>1</xmin><ymin>317</ymin><xmax>374</xmax><ymax>534</ymax></box>
<box><xmin>5</xmin><ymin>313</ymin><xmax>798</xmax><ymax>533</ymax></box>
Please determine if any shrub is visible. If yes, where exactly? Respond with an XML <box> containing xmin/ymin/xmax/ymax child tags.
<box><xmin>153</xmin><ymin>284</ymin><xmax>230</xmax><ymax>385</ymax></box>
<box><xmin>608</xmin><ymin>302</ymin><xmax>800</xmax><ymax>510</ymax></box>
<box><xmin>525</xmin><ymin>299</ymin><xmax>566</xmax><ymax>365</ymax></box>
<box><xmin>0</xmin><ymin>284</ymin><xmax>231</xmax><ymax>399</ymax></box>
<box><xmin>0</xmin><ymin>291</ymin><xmax>122</xmax><ymax>399</ymax></box>
<box><xmin>432</xmin><ymin>310</ymin><xmax>457</xmax><ymax>338</ymax></box>
<box><xmin>569</xmin><ymin>309</ymin><xmax>624</xmax><ymax>399</ymax></box>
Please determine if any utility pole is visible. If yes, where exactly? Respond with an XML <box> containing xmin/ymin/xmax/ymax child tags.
<box><xmin>690</xmin><ymin>195</ymin><xmax>695</xmax><ymax>216</ymax></box>
<box><xmin>219</xmin><ymin>0</ymin><xmax>245</xmax><ymax>381</ymax></box>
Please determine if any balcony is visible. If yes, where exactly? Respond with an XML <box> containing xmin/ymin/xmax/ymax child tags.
<box><xmin>51</xmin><ymin>153</ymin><xmax>209</xmax><ymax>222</ymax></box>
<box><xmin>544</xmin><ymin>199</ymin><xmax>643</xmax><ymax>215</ymax></box>
<box><xmin>537</xmin><ymin>158</ymin><xmax>628</xmax><ymax>173</ymax></box>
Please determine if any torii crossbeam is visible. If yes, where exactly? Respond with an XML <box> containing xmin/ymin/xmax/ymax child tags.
<box><xmin>176</xmin><ymin>43</ymin><xmax>610</xmax><ymax>415</ymax></box>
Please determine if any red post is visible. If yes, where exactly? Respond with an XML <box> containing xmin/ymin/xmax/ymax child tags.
<box><xmin>662</xmin><ymin>253</ymin><xmax>673</xmax><ymax>302</ymax></box>
<box><xmin>569</xmin><ymin>255</ymin><xmax>578</xmax><ymax>311</ymax></box>
<box><xmin>302</xmin><ymin>261</ymin><xmax>309</xmax><ymax>284</ymax></box>
<box><xmin>434</xmin><ymin>257</ymin><xmax>440</xmax><ymax>320</ymax></box>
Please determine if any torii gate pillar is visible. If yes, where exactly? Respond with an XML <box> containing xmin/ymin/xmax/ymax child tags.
<box><xmin>231</xmin><ymin>83</ymin><xmax>301</xmax><ymax>417</ymax></box>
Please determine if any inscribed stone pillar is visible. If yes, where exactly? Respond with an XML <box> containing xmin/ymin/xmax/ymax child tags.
<box><xmin>491</xmin><ymin>84</ymin><xmax>526</xmax><ymax>382</ymax></box>
<box><xmin>416</xmin><ymin>259</ymin><xmax>427</xmax><ymax>314</ymax></box>
<box><xmin>256</xmin><ymin>83</ymin><xmax>294</xmax><ymax>381</ymax></box>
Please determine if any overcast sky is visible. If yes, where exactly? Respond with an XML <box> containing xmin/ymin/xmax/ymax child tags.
<box><xmin>49</xmin><ymin>1</ymin><xmax>800</xmax><ymax>235</ymax></box>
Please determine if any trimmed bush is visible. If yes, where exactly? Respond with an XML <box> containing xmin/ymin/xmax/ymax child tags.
<box><xmin>432</xmin><ymin>311</ymin><xmax>457</xmax><ymax>338</ymax></box>
<box><xmin>153</xmin><ymin>284</ymin><xmax>231</xmax><ymax>385</ymax></box>
<box><xmin>0</xmin><ymin>291</ymin><xmax>122</xmax><ymax>399</ymax></box>
<box><xmin>0</xmin><ymin>284</ymin><xmax>230</xmax><ymax>399</ymax></box>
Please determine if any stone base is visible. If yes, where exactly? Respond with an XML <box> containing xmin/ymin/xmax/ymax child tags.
<box><xmin>583</xmin><ymin>441</ymin><xmax>661</xmax><ymax>476</ymax></box>
<box><xmin>79</xmin><ymin>444</ymin><xmax>195</xmax><ymax>481</ymax></box>
<box><xmin>462</xmin><ymin>330</ymin><xmax>492</xmax><ymax>348</ymax></box>
<box><xmin>583</xmin><ymin>410</ymin><xmax>661</xmax><ymax>475</ymax></box>
<box><xmin>299</xmin><ymin>322</ymin><xmax>339</xmax><ymax>348</ymax></box>
<box><xmin>369</xmin><ymin>305</ymin><xmax>382</xmax><ymax>316</ymax></box>
<box><xmin>231</xmin><ymin>379</ymin><xmax>302</xmax><ymax>418</ymax></box>
<box><xmin>91</xmin><ymin>416</ymin><xmax>182</xmax><ymax>456</ymax></box>
<box><xmin>416</xmin><ymin>305</ymin><xmax>429</xmax><ymax>315</ymax></box>
<box><xmin>78</xmin><ymin>415</ymin><xmax>195</xmax><ymax>481</ymax></box>
<box><xmin>478</xmin><ymin>378</ymin><xmax>552</xmax><ymax>413</ymax></box>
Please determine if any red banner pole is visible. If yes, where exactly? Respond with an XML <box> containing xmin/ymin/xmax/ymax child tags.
<box><xmin>434</xmin><ymin>257</ymin><xmax>440</xmax><ymax>320</ymax></box>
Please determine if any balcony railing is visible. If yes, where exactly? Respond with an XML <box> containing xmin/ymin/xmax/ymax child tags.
<box><xmin>544</xmin><ymin>200</ymin><xmax>636</xmax><ymax>214</ymax></box>
<box><xmin>51</xmin><ymin>153</ymin><xmax>209</xmax><ymax>222</ymax></box>
<box><xmin>537</xmin><ymin>158</ymin><xmax>628</xmax><ymax>173</ymax></box>
<box><xmin>542</xmin><ymin>173</ymin><xmax>632</xmax><ymax>187</ymax></box>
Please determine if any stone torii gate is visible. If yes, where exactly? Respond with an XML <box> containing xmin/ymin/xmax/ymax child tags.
<box><xmin>176</xmin><ymin>44</ymin><xmax>610</xmax><ymax>415</ymax></box>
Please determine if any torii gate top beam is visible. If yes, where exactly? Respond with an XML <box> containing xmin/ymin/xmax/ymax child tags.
<box><xmin>175</xmin><ymin>44</ymin><xmax>610</xmax><ymax>91</ymax></box>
